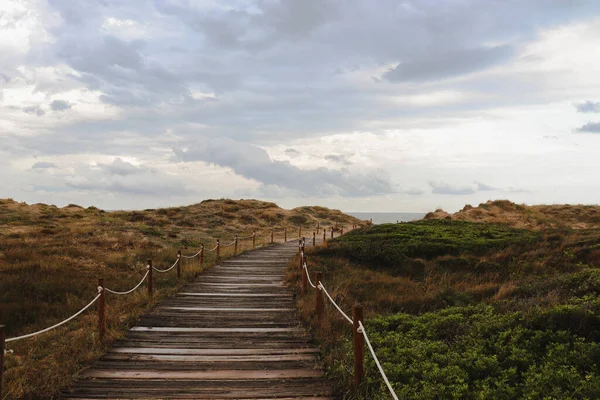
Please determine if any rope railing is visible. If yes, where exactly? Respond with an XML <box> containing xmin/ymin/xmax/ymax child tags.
<box><xmin>358</xmin><ymin>321</ymin><xmax>399</xmax><ymax>400</ymax></box>
<box><xmin>221</xmin><ymin>239</ymin><xmax>237</xmax><ymax>247</ymax></box>
<box><xmin>206</xmin><ymin>244</ymin><xmax>219</xmax><ymax>252</ymax></box>
<box><xmin>104</xmin><ymin>269</ymin><xmax>150</xmax><ymax>295</ymax></box>
<box><xmin>300</xmin><ymin>239</ymin><xmax>399</xmax><ymax>399</ymax></box>
<box><xmin>6</xmin><ymin>288</ymin><xmax>103</xmax><ymax>343</ymax></box>
<box><xmin>317</xmin><ymin>282</ymin><xmax>353</xmax><ymax>324</ymax></box>
<box><xmin>181</xmin><ymin>248</ymin><xmax>203</xmax><ymax>259</ymax></box>
<box><xmin>303</xmin><ymin>263</ymin><xmax>317</xmax><ymax>288</ymax></box>
<box><xmin>152</xmin><ymin>258</ymin><xmax>179</xmax><ymax>273</ymax></box>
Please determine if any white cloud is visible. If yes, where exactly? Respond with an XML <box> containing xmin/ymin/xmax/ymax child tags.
<box><xmin>2</xmin><ymin>1</ymin><xmax>600</xmax><ymax>212</ymax></box>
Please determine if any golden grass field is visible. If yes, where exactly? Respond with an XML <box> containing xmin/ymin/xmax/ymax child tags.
<box><xmin>0</xmin><ymin>198</ymin><xmax>363</xmax><ymax>399</ymax></box>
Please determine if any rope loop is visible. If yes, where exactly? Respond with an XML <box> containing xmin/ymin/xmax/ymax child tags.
<box><xmin>152</xmin><ymin>258</ymin><xmax>179</xmax><ymax>273</ymax></box>
<box><xmin>303</xmin><ymin>263</ymin><xmax>317</xmax><ymax>289</ymax></box>
<box><xmin>181</xmin><ymin>248</ymin><xmax>202</xmax><ymax>259</ymax></box>
<box><xmin>6</xmin><ymin>290</ymin><xmax>102</xmax><ymax>343</ymax></box>
<box><xmin>104</xmin><ymin>270</ymin><xmax>150</xmax><ymax>295</ymax></box>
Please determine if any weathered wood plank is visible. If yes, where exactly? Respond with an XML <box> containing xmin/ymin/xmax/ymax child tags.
<box><xmin>82</xmin><ymin>369</ymin><xmax>325</xmax><ymax>379</ymax></box>
<box><xmin>109</xmin><ymin>348</ymin><xmax>320</xmax><ymax>355</ymax></box>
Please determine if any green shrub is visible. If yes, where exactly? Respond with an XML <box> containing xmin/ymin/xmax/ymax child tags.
<box><xmin>359</xmin><ymin>304</ymin><xmax>600</xmax><ymax>399</ymax></box>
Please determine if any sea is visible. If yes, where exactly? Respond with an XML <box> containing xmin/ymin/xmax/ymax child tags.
<box><xmin>346</xmin><ymin>212</ymin><xmax>427</xmax><ymax>224</ymax></box>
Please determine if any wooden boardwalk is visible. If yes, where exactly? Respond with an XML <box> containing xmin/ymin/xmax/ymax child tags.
<box><xmin>63</xmin><ymin>241</ymin><xmax>335</xmax><ymax>399</ymax></box>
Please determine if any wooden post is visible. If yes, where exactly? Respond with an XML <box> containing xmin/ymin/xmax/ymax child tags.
<box><xmin>200</xmin><ymin>244</ymin><xmax>204</xmax><ymax>265</ymax></box>
<box><xmin>234</xmin><ymin>235</ymin><xmax>238</xmax><ymax>256</ymax></box>
<box><xmin>216</xmin><ymin>239</ymin><xmax>220</xmax><ymax>260</ymax></box>
<box><xmin>301</xmin><ymin>254</ymin><xmax>308</xmax><ymax>293</ymax></box>
<box><xmin>298</xmin><ymin>239</ymin><xmax>302</xmax><ymax>253</ymax></box>
<box><xmin>299</xmin><ymin>227</ymin><xmax>302</xmax><ymax>238</ymax></box>
<box><xmin>331</xmin><ymin>228</ymin><xmax>334</xmax><ymax>239</ymax></box>
<box><xmin>315</xmin><ymin>272</ymin><xmax>323</xmax><ymax>322</ymax></box>
<box><xmin>323</xmin><ymin>229</ymin><xmax>326</xmax><ymax>243</ymax></box>
<box><xmin>0</xmin><ymin>325</ymin><xmax>4</xmax><ymax>398</ymax></box>
<box><xmin>270</xmin><ymin>230</ymin><xmax>274</xmax><ymax>244</ymax></box>
<box><xmin>312</xmin><ymin>232</ymin><xmax>316</xmax><ymax>246</ymax></box>
<box><xmin>341</xmin><ymin>225</ymin><xmax>344</xmax><ymax>235</ymax></box>
<box><xmin>252</xmin><ymin>232</ymin><xmax>256</xmax><ymax>249</ymax></box>
<box><xmin>353</xmin><ymin>306</ymin><xmax>365</xmax><ymax>386</ymax></box>
<box><xmin>98</xmin><ymin>279</ymin><xmax>105</xmax><ymax>341</ymax></box>
<box><xmin>284</xmin><ymin>227</ymin><xmax>287</xmax><ymax>242</ymax></box>
<box><xmin>147</xmin><ymin>260</ymin><xmax>153</xmax><ymax>297</ymax></box>
<box><xmin>301</xmin><ymin>237</ymin><xmax>305</xmax><ymax>253</ymax></box>
<box><xmin>177</xmin><ymin>250</ymin><xmax>182</xmax><ymax>279</ymax></box>
<box><xmin>317</xmin><ymin>222</ymin><xmax>320</xmax><ymax>234</ymax></box>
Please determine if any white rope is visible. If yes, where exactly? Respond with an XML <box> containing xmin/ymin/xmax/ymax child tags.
<box><xmin>303</xmin><ymin>263</ymin><xmax>317</xmax><ymax>289</ymax></box>
<box><xmin>239</xmin><ymin>234</ymin><xmax>254</xmax><ymax>240</ymax></box>
<box><xmin>181</xmin><ymin>248</ymin><xmax>203</xmax><ymax>259</ymax></box>
<box><xmin>358</xmin><ymin>321</ymin><xmax>399</xmax><ymax>400</ymax></box>
<box><xmin>317</xmin><ymin>282</ymin><xmax>353</xmax><ymax>324</ymax></box>
<box><xmin>206</xmin><ymin>244</ymin><xmax>219</xmax><ymax>252</ymax></box>
<box><xmin>222</xmin><ymin>239</ymin><xmax>237</xmax><ymax>247</ymax></box>
<box><xmin>152</xmin><ymin>257</ymin><xmax>179</xmax><ymax>273</ymax></box>
<box><xmin>104</xmin><ymin>269</ymin><xmax>149</xmax><ymax>295</ymax></box>
<box><xmin>6</xmin><ymin>289</ymin><xmax>103</xmax><ymax>343</ymax></box>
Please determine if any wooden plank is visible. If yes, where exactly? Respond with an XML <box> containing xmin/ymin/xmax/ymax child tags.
<box><xmin>177</xmin><ymin>292</ymin><xmax>290</xmax><ymax>297</ymax></box>
<box><xmin>193</xmin><ymin>283</ymin><xmax>284</xmax><ymax>287</ymax></box>
<box><xmin>102</xmin><ymin>354</ymin><xmax>317</xmax><ymax>362</ymax></box>
<box><xmin>109</xmin><ymin>348</ymin><xmax>319</xmax><ymax>355</ymax></box>
<box><xmin>82</xmin><ymin>369</ymin><xmax>325</xmax><ymax>379</ymax></box>
<box><xmin>131</xmin><ymin>327</ymin><xmax>302</xmax><ymax>333</ymax></box>
<box><xmin>159</xmin><ymin>307</ymin><xmax>293</xmax><ymax>312</ymax></box>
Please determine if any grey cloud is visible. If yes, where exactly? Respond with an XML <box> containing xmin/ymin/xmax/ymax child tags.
<box><xmin>50</xmin><ymin>99</ymin><xmax>72</xmax><ymax>111</ymax></box>
<box><xmin>98</xmin><ymin>158</ymin><xmax>148</xmax><ymax>176</ymax></box>
<box><xmin>430</xmin><ymin>181</ymin><xmax>476</xmax><ymax>195</ymax></box>
<box><xmin>57</xmin><ymin>35</ymin><xmax>188</xmax><ymax>107</ymax></box>
<box><xmin>475</xmin><ymin>181</ymin><xmax>497</xmax><ymax>191</ymax></box>
<box><xmin>31</xmin><ymin>161</ymin><xmax>57</xmax><ymax>170</ymax></box>
<box><xmin>65</xmin><ymin>162</ymin><xmax>191</xmax><ymax>196</ymax></box>
<box><xmin>383</xmin><ymin>45</ymin><xmax>515</xmax><ymax>83</ymax></box>
<box><xmin>256</xmin><ymin>0</ymin><xmax>339</xmax><ymax>39</ymax></box>
<box><xmin>430</xmin><ymin>181</ymin><xmax>498</xmax><ymax>195</ymax></box>
<box><xmin>66</xmin><ymin>179</ymin><xmax>189</xmax><ymax>196</ymax></box>
<box><xmin>576</xmin><ymin>122</ymin><xmax>600</xmax><ymax>133</ymax></box>
<box><xmin>22</xmin><ymin>106</ymin><xmax>45</xmax><ymax>116</ymax></box>
<box><xmin>172</xmin><ymin>138</ymin><xmax>394</xmax><ymax>197</ymax></box>
<box><xmin>324</xmin><ymin>154</ymin><xmax>352</xmax><ymax>166</ymax></box>
<box><xmin>575</xmin><ymin>101</ymin><xmax>600</xmax><ymax>113</ymax></box>
<box><xmin>284</xmin><ymin>148</ymin><xmax>301</xmax><ymax>158</ymax></box>
<box><xmin>25</xmin><ymin>0</ymin><xmax>600</xmax><ymax>154</ymax></box>
<box><xmin>405</xmin><ymin>188</ymin><xmax>425</xmax><ymax>196</ymax></box>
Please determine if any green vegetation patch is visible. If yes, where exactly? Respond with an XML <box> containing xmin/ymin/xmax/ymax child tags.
<box><xmin>353</xmin><ymin>303</ymin><xmax>600</xmax><ymax>399</ymax></box>
<box><xmin>320</xmin><ymin>220</ymin><xmax>539</xmax><ymax>273</ymax></box>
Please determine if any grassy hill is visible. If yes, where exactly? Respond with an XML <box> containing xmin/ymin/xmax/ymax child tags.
<box><xmin>425</xmin><ymin>199</ymin><xmax>600</xmax><ymax>230</ymax></box>
<box><xmin>0</xmin><ymin>198</ymin><xmax>363</xmax><ymax>399</ymax></box>
<box><xmin>293</xmin><ymin>203</ymin><xmax>600</xmax><ymax>399</ymax></box>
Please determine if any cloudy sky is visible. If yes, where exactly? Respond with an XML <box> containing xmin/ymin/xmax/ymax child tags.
<box><xmin>2</xmin><ymin>0</ymin><xmax>600</xmax><ymax>212</ymax></box>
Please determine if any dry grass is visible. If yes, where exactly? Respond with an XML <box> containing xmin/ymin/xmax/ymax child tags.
<box><xmin>0</xmin><ymin>197</ymin><xmax>363</xmax><ymax>399</ymax></box>
<box><xmin>425</xmin><ymin>199</ymin><xmax>600</xmax><ymax>230</ymax></box>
